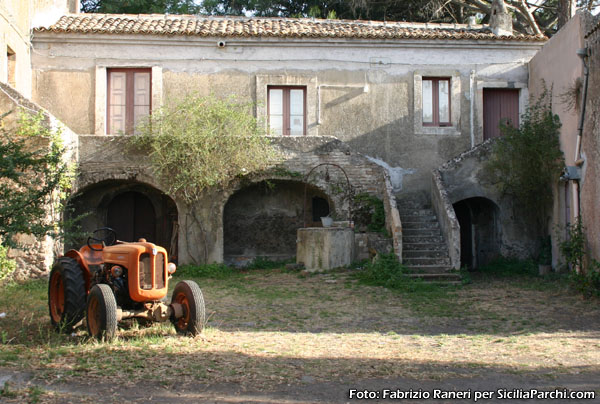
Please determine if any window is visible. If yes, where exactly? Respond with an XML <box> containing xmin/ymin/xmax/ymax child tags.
<box><xmin>422</xmin><ymin>77</ymin><xmax>450</xmax><ymax>126</ymax></box>
<box><xmin>107</xmin><ymin>68</ymin><xmax>151</xmax><ymax>134</ymax></box>
<box><xmin>6</xmin><ymin>47</ymin><xmax>16</xmax><ymax>88</ymax></box>
<box><xmin>268</xmin><ymin>86</ymin><xmax>306</xmax><ymax>136</ymax></box>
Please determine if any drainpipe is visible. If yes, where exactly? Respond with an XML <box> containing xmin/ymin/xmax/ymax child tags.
<box><xmin>469</xmin><ymin>70</ymin><xmax>476</xmax><ymax>148</ymax></box>
<box><xmin>572</xmin><ymin>47</ymin><xmax>590</xmax><ymax>222</ymax></box>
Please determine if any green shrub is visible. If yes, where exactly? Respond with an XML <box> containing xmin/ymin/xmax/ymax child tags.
<box><xmin>0</xmin><ymin>245</ymin><xmax>16</xmax><ymax>286</ymax></box>
<box><xmin>352</xmin><ymin>193</ymin><xmax>386</xmax><ymax>233</ymax></box>
<box><xmin>558</xmin><ymin>217</ymin><xmax>586</xmax><ymax>271</ymax></box>
<box><xmin>486</xmin><ymin>87</ymin><xmax>564</xmax><ymax>232</ymax></box>
<box><xmin>569</xmin><ymin>260</ymin><xmax>600</xmax><ymax>298</ymax></box>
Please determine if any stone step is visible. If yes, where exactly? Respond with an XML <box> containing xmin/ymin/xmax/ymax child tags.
<box><xmin>397</xmin><ymin>200</ymin><xmax>432</xmax><ymax>210</ymax></box>
<box><xmin>398</xmin><ymin>209</ymin><xmax>436</xmax><ymax>217</ymax></box>
<box><xmin>403</xmin><ymin>235</ymin><xmax>444</xmax><ymax>244</ymax></box>
<box><xmin>403</xmin><ymin>228</ymin><xmax>442</xmax><ymax>237</ymax></box>
<box><xmin>403</xmin><ymin>242</ymin><xmax>447</xmax><ymax>251</ymax></box>
<box><xmin>403</xmin><ymin>249</ymin><xmax>449</xmax><ymax>258</ymax></box>
<box><xmin>400</xmin><ymin>215</ymin><xmax>438</xmax><ymax>223</ymax></box>
<box><xmin>404</xmin><ymin>265</ymin><xmax>454</xmax><ymax>273</ymax></box>
<box><xmin>406</xmin><ymin>273</ymin><xmax>461</xmax><ymax>282</ymax></box>
<box><xmin>403</xmin><ymin>257</ymin><xmax>451</xmax><ymax>266</ymax></box>
<box><xmin>402</xmin><ymin>221</ymin><xmax>440</xmax><ymax>230</ymax></box>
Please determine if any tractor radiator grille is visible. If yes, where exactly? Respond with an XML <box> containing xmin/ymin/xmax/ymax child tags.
<box><xmin>139</xmin><ymin>253</ymin><xmax>152</xmax><ymax>290</ymax></box>
<box><xmin>155</xmin><ymin>253</ymin><xmax>165</xmax><ymax>289</ymax></box>
<box><xmin>139</xmin><ymin>252</ymin><xmax>166</xmax><ymax>290</ymax></box>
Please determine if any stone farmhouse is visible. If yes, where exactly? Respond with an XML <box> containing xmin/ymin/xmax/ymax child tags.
<box><xmin>2</xmin><ymin>0</ymin><xmax>598</xmax><ymax>278</ymax></box>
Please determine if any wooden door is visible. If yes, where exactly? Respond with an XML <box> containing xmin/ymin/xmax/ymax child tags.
<box><xmin>483</xmin><ymin>89</ymin><xmax>519</xmax><ymax>140</ymax></box>
<box><xmin>107</xmin><ymin>192</ymin><xmax>156</xmax><ymax>242</ymax></box>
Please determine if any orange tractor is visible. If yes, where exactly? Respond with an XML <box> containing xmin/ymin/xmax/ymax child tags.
<box><xmin>48</xmin><ymin>228</ymin><xmax>204</xmax><ymax>340</ymax></box>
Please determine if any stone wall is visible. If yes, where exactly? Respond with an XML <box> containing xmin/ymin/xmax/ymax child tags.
<box><xmin>72</xmin><ymin>135</ymin><xmax>400</xmax><ymax>266</ymax></box>
<box><xmin>436</xmin><ymin>140</ymin><xmax>538</xmax><ymax>265</ymax></box>
<box><xmin>0</xmin><ymin>82</ymin><xmax>78</xmax><ymax>279</ymax></box>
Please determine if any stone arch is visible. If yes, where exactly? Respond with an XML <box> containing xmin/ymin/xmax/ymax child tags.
<box><xmin>222</xmin><ymin>179</ymin><xmax>333</xmax><ymax>267</ymax></box>
<box><xmin>452</xmin><ymin>197</ymin><xmax>501</xmax><ymax>270</ymax></box>
<box><xmin>65</xmin><ymin>180</ymin><xmax>179</xmax><ymax>260</ymax></box>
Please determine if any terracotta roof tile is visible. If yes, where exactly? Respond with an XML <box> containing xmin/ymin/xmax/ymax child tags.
<box><xmin>35</xmin><ymin>13</ymin><xmax>546</xmax><ymax>42</ymax></box>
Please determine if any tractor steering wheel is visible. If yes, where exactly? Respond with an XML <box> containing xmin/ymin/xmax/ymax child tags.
<box><xmin>87</xmin><ymin>227</ymin><xmax>117</xmax><ymax>251</ymax></box>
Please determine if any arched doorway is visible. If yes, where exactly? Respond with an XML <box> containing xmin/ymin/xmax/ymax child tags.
<box><xmin>223</xmin><ymin>180</ymin><xmax>331</xmax><ymax>267</ymax></box>
<box><xmin>453</xmin><ymin>197</ymin><xmax>501</xmax><ymax>270</ymax></box>
<box><xmin>66</xmin><ymin>181</ymin><xmax>178</xmax><ymax>259</ymax></box>
<box><xmin>107</xmin><ymin>191</ymin><xmax>156</xmax><ymax>242</ymax></box>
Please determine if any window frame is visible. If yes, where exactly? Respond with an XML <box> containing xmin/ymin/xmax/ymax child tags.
<box><xmin>422</xmin><ymin>77</ymin><xmax>451</xmax><ymax>127</ymax></box>
<box><xmin>106</xmin><ymin>68</ymin><xmax>152</xmax><ymax>135</ymax></box>
<box><xmin>267</xmin><ymin>85</ymin><xmax>307</xmax><ymax>136</ymax></box>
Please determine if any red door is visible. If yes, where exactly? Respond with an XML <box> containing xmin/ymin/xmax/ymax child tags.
<box><xmin>483</xmin><ymin>89</ymin><xmax>519</xmax><ymax>140</ymax></box>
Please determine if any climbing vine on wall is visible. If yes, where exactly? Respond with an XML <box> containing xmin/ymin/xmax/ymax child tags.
<box><xmin>129</xmin><ymin>94</ymin><xmax>279</xmax><ymax>263</ymax></box>
<box><xmin>130</xmin><ymin>94</ymin><xmax>279</xmax><ymax>204</ymax></box>
<box><xmin>486</xmin><ymin>87</ymin><xmax>564</xmax><ymax>233</ymax></box>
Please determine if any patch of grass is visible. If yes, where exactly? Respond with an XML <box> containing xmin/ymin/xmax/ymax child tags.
<box><xmin>246</xmin><ymin>256</ymin><xmax>293</xmax><ymax>270</ymax></box>
<box><xmin>174</xmin><ymin>263</ymin><xmax>235</xmax><ymax>279</ymax></box>
<box><xmin>477</xmin><ymin>257</ymin><xmax>538</xmax><ymax>277</ymax></box>
<box><xmin>475</xmin><ymin>257</ymin><xmax>566</xmax><ymax>291</ymax></box>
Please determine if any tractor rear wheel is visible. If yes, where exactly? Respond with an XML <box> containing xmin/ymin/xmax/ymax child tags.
<box><xmin>171</xmin><ymin>280</ymin><xmax>205</xmax><ymax>336</ymax></box>
<box><xmin>48</xmin><ymin>257</ymin><xmax>86</xmax><ymax>332</ymax></box>
<box><xmin>86</xmin><ymin>284</ymin><xmax>118</xmax><ymax>341</ymax></box>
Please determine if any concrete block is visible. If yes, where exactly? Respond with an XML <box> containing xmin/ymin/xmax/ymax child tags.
<box><xmin>296</xmin><ymin>227</ymin><xmax>354</xmax><ymax>271</ymax></box>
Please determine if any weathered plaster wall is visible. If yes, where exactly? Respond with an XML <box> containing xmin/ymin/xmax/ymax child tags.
<box><xmin>529</xmin><ymin>13</ymin><xmax>597</xmax><ymax>268</ymax></box>
<box><xmin>0</xmin><ymin>0</ymin><xmax>76</xmax><ymax>97</ymax></box>
<box><xmin>581</xmin><ymin>20</ymin><xmax>600</xmax><ymax>264</ymax></box>
<box><xmin>31</xmin><ymin>33</ymin><xmax>542</xmax><ymax>199</ymax></box>
<box><xmin>437</xmin><ymin>140</ymin><xmax>538</xmax><ymax>261</ymax></box>
<box><xmin>73</xmin><ymin>135</ymin><xmax>397</xmax><ymax>265</ymax></box>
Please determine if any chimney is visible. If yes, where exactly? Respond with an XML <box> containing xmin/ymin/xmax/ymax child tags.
<box><xmin>489</xmin><ymin>0</ymin><xmax>513</xmax><ymax>36</ymax></box>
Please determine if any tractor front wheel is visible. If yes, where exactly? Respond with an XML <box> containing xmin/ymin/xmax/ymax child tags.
<box><xmin>86</xmin><ymin>284</ymin><xmax>118</xmax><ymax>341</ymax></box>
<box><xmin>48</xmin><ymin>257</ymin><xmax>86</xmax><ymax>332</ymax></box>
<box><xmin>171</xmin><ymin>280</ymin><xmax>205</xmax><ymax>336</ymax></box>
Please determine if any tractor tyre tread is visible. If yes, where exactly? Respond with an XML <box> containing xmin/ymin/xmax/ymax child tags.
<box><xmin>48</xmin><ymin>257</ymin><xmax>86</xmax><ymax>333</ymax></box>
<box><xmin>171</xmin><ymin>280</ymin><xmax>205</xmax><ymax>336</ymax></box>
<box><xmin>87</xmin><ymin>284</ymin><xmax>118</xmax><ymax>341</ymax></box>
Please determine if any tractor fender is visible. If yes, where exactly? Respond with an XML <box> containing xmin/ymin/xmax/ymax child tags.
<box><xmin>64</xmin><ymin>250</ymin><xmax>93</xmax><ymax>293</ymax></box>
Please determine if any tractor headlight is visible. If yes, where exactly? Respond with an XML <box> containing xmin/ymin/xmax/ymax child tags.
<box><xmin>111</xmin><ymin>265</ymin><xmax>124</xmax><ymax>277</ymax></box>
<box><xmin>168</xmin><ymin>262</ymin><xmax>177</xmax><ymax>274</ymax></box>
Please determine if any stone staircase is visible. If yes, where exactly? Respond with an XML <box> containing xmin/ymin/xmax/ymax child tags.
<box><xmin>398</xmin><ymin>200</ymin><xmax>461</xmax><ymax>285</ymax></box>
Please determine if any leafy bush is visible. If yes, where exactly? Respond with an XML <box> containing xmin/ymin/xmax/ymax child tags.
<box><xmin>0</xmin><ymin>110</ymin><xmax>73</xmax><ymax>248</ymax></box>
<box><xmin>0</xmin><ymin>245</ymin><xmax>16</xmax><ymax>286</ymax></box>
<box><xmin>352</xmin><ymin>253</ymin><xmax>420</xmax><ymax>289</ymax></box>
<box><xmin>352</xmin><ymin>193</ymin><xmax>386</xmax><ymax>233</ymax></box>
<box><xmin>558</xmin><ymin>217</ymin><xmax>586</xmax><ymax>271</ymax></box>
<box><xmin>569</xmin><ymin>264</ymin><xmax>600</xmax><ymax>298</ymax></box>
<box><xmin>486</xmin><ymin>88</ymin><xmax>564</xmax><ymax>232</ymax></box>
<box><xmin>130</xmin><ymin>94</ymin><xmax>279</xmax><ymax>204</ymax></box>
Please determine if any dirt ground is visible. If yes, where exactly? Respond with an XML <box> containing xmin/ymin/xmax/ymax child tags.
<box><xmin>1</xmin><ymin>269</ymin><xmax>599</xmax><ymax>403</ymax></box>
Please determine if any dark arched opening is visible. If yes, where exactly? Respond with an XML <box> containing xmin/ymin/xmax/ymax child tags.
<box><xmin>66</xmin><ymin>181</ymin><xmax>178</xmax><ymax>259</ymax></box>
<box><xmin>223</xmin><ymin>180</ymin><xmax>331</xmax><ymax>267</ymax></box>
<box><xmin>453</xmin><ymin>197</ymin><xmax>501</xmax><ymax>270</ymax></box>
